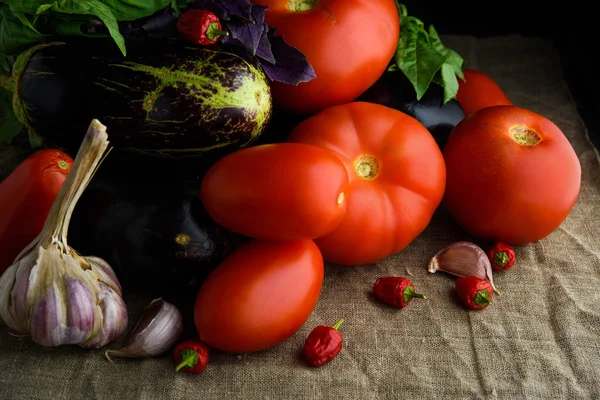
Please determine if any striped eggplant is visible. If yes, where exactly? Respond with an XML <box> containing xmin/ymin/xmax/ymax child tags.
<box><xmin>2</xmin><ymin>38</ymin><xmax>273</xmax><ymax>159</ymax></box>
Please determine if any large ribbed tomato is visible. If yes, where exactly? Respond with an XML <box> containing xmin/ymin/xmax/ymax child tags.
<box><xmin>252</xmin><ymin>0</ymin><xmax>400</xmax><ymax>115</ymax></box>
<box><xmin>443</xmin><ymin>106</ymin><xmax>581</xmax><ymax>244</ymax></box>
<box><xmin>287</xmin><ymin>102</ymin><xmax>446</xmax><ymax>266</ymax></box>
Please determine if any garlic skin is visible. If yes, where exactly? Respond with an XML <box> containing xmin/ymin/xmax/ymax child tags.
<box><xmin>0</xmin><ymin>120</ymin><xmax>128</xmax><ymax>348</ymax></box>
<box><xmin>105</xmin><ymin>298</ymin><xmax>183</xmax><ymax>360</ymax></box>
<box><xmin>428</xmin><ymin>241</ymin><xmax>499</xmax><ymax>294</ymax></box>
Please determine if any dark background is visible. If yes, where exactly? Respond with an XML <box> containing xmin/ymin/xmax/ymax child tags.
<box><xmin>401</xmin><ymin>1</ymin><xmax>598</xmax><ymax>149</ymax></box>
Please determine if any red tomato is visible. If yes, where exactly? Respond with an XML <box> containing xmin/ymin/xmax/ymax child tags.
<box><xmin>194</xmin><ymin>239</ymin><xmax>324</xmax><ymax>353</ymax></box>
<box><xmin>456</xmin><ymin>69</ymin><xmax>512</xmax><ymax>117</ymax></box>
<box><xmin>287</xmin><ymin>102</ymin><xmax>446</xmax><ymax>266</ymax></box>
<box><xmin>0</xmin><ymin>149</ymin><xmax>73</xmax><ymax>274</ymax></box>
<box><xmin>443</xmin><ymin>106</ymin><xmax>581</xmax><ymax>244</ymax></box>
<box><xmin>251</xmin><ymin>0</ymin><xmax>400</xmax><ymax>115</ymax></box>
<box><xmin>200</xmin><ymin>143</ymin><xmax>349</xmax><ymax>241</ymax></box>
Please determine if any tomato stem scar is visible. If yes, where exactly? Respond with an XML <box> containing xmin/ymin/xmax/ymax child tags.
<box><xmin>510</xmin><ymin>125</ymin><xmax>542</xmax><ymax>146</ymax></box>
<box><xmin>354</xmin><ymin>156</ymin><xmax>379</xmax><ymax>179</ymax></box>
<box><xmin>288</xmin><ymin>0</ymin><xmax>318</xmax><ymax>12</ymax></box>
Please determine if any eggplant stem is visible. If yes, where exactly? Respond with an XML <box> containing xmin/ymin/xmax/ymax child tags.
<box><xmin>0</xmin><ymin>74</ymin><xmax>15</xmax><ymax>92</ymax></box>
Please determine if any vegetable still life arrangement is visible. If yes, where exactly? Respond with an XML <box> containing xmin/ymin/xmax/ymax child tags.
<box><xmin>0</xmin><ymin>0</ymin><xmax>582</xmax><ymax>376</ymax></box>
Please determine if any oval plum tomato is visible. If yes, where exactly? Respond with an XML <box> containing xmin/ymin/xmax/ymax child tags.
<box><xmin>443</xmin><ymin>105</ymin><xmax>581</xmax><ymax>244</ymax></box>
<box><xmin>194</xmin><ymin>239</ymin><xmax>324</xmax><ymax>353</ymax></box>
<box><xmin>251</xmin><ymin>0</ymin><xmax>400</xmax><ymax>115</ymax></box>
<box><xmin>0</xmin><ymin>149</ymin><xmax>73</xmax><ymax>274</ymax></box>
<box><xmin>199</xmin><ymin>143</ymin><xmax>349</xmax><ymax>241</ymax></box>
<box><xmin>456</xmin><ymin>69</ymin><xmax>512</xmax><ymax>117</ymax></box>
<box><xmin>287</xmin><ymin>102</ymin><xmax>446</xmax><ymax>266</ymax></box>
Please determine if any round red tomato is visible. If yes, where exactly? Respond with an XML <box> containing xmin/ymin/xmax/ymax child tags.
<box><xmin>194</xmin><ymin>239</ymin><xmax>324</xmax><ymax>353</ymax></box>
<box><xmin>287</xmin><ymin>102</ymin><xmax>446</xmax><ymax>266</ymax></box>
<box><xmin>251</xmin><ymin>0</ymin><xmax>400</xmax><ymax>115</ymax></box>
<box><xmin>200</xmin><ymin>143</ymin><xmax>349</xmax><ymax>240</ymax></box>
<box><xmin>443</xmin><ymin>105</ymin><xmax>581</xmax><ymax>244</ymax></box>
<box><xmin>456</xmin><ymin>69</ymin><xmax>512</xmax><ymax>117</ymax></box>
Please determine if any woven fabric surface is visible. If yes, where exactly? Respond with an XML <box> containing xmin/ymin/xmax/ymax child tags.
<box><xmin>1</xmin><ymin>35</ymin><xmax>599</xmax><ymax>400</ymax></box>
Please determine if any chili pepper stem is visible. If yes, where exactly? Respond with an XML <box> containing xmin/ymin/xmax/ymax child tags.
<box><xmin>332</xmin><ymin>319</ymin><xmax>344</xmax><ymax>330</ymax></box>
<box><xmin>403</xmin><ymin>285</ymin><xmax>427</xmax><ymax>303</ymax></box>
<box><xmin>175</xmin><ymin>349</ymin><xmax>198</xmax><ymax>372</ymax></box>
<box><xmin>206</xmin><ymin>23</ymin><xmax>229</xmax><ymax>41</ymax></box>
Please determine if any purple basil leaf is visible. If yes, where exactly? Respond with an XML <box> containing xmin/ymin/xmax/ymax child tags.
<box><xmin>256</xmin><ymin>22</ymin><xmax>275</xmax><ymax>64</ymax></box>
<box><xmin>223</xmin><ymin>4</ymin><xmax>267</xmax><ymax>55</ymax></box>
<box><xmin>220</xmin><ymin>34</ymin><xmax>246</xmax><ymax>49</ymax></box>
<box><xmin>191</xmin><ymin>0</ymin><xmax>252</xmax><ymax>21</ymax></box>
<box><xmin>260</xmin><ymin>34</ymin><xmax>316</xmax><ymax>85</ymax></box>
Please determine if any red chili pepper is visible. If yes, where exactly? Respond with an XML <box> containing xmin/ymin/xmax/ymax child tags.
<box><xmin>177</xmin><ymin>9</ymin><xmax>229</xmax><ymax>46</ymax></box>
<box><xmin>372</xmin><ymin>277</ymin><xmax>427</xmax><ymax>308</ymax></box>
<box><xmin>303</xmin><ymin>319</ymin><xmax>344</xmax><ymax>367</ymax></box>
<box><xmin>455</xmin><ymin>276</ymin><xmax>493</xmax><ymax>310</ymax></box>
<box><xmin>487</xmin><ymin>242</ymin><xmax>516</xmax><ymax>271</ymax></box>
<box><xmin>173</xmin><ymin>338</ymin><xmax>210</xmax><ymax>373</ymax></box>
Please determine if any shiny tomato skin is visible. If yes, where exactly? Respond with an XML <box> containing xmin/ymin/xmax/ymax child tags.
<box><xmin>0</xmin><ymin>149</ymin><xmax>73</xmax><ymax>273</ymax></box>
<box><xmin>443</xmin><ymin>106</ymin><xmax>581</xmax><ymax>244</ymax></box>
<box><xmin>456</xmin><ymin>69</ymin><xmax>512</xmax><ymax>117</ymax></box>
<box><xmin>200</xmin><ymin>143</ymin><xmax>349</xmax><ymax>241</ymax></box>
<box><xmin>251</xmin><ymin>0</ymin><xmax>400</xmax><ymax>115</ymax></box>
<box><xmin>287</xmin><ymin>102</ymin><xmax>446</xmax><ymax>266</ymax></box>
<box><xmin>194</xmin><ymin>239</ymin><xmax>324</xmax><ymax>353</ymax></box>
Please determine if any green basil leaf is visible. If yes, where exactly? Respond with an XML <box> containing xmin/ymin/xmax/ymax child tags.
<box><xmin>97</xmin><ymin>0</ymin><xmax>170</xmax><ymax>21</ymax></box>
<box><xmin>0</xmin><ymin>4</ymin><xmax>44</xmax><ymax>56</ymax></box>
<box><xmin>395</xmin><ymin>23</ymin><xmax>446</xmax><ymax>100</ymax></box>
<box><xmin>37</xmin><ymin>4</ymin><xmax>55</xmax><ymax>14</ymax></box>
<box><xmin>12</xmin><ymin>10</ymin><xmax>42</xmax><ymax>33</ymax></box>
<box><xmin>2</xmin><ymin>0</ymin><xmax>53</xmax><ymax>15</ymax></box>
<box><xmin>48</xmin><ymin>17</ymin><xmax>106</xmax><ymax>37</ymax></box>
<box><xmin>390</xmin><ymin>4</ymin><xmax>465</xmax><ymax>103</ymax></box>
<box><xmin>0</xmin><ymin>88</ymin><xmax>24</xmax><ymax>145</ymax></box>
<box><xmin>428</xmin><ymin>25</ymin><xmax>465</xmax><ymax>79</ymax></box>
<box><xmin>44</xmin><ymin>0</ymin><xmax>126</xmax><ymax>55</ymax></box>
<box><xmin>438</xmin><ymin>63</ymin><xmax>459</xmax><ymax>103</ymax></box>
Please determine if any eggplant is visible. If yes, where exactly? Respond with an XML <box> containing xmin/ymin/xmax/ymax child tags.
<box><xmin>4</xmin><ymin>38</ymin><xmax>272</xmax><ymax>159</ymax></box>
<box><xmin>68</xmin><ymin>174</ymin><xmax>242</xmax><ymax>297</ymax></box>
<box><xmin>358</xmin><ymin>70</ymin><xmax>465</xmax><ymax>148</ymax></box>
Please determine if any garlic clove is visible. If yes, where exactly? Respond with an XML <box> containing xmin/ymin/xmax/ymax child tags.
<box><xmin>86</xmin><ymin>256</ymin><xmax>122</xmax><ymax>293</ymax></box>
<box><xmin>82</xmin><ymin>282</ymin><xmax>129</xmax><ymax>349</ymax></box>
<box><xmin>0</xmin><ymin>263</ymin><xmax>19</xmax><ymax>329</ymax></box>
<box><xmin>105</xmin><ymin>298</ymin><xmax>183</xmax><ymax>360</ymax></box>
<box><xmin>0</xmin><ymin>251</ymin><xmax>38</xmax><ymax>332</ymax></box>
<box><xmin>428</xmin><ymin>241</ymin><xmax>500</xmax><ymax>294</ymax></box>
<box><xmin>30</xmin><ymin>274</ymin><xmax>96</xmax><ymax>347</ymax></box>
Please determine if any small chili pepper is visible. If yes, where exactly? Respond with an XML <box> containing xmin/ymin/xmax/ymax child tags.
<box><xmin>455</xmin><ymin>276</ymin><xmax>493</xmax><ymax>310</ymax></box>
<box><xmin>372</xmin><ymin>277</ymin><xmax>427</xmax><ymax>308</ymax></box>
<box><xmin>177</xmin><ymin>9</ymin><xmax>229</xmax><ymax>46</ymax></box>
<box><xmin>173</xmin><ymin>338</ymin><xmax>210</xmax><ymax>373</ymax></box>
<box><xmin>303</xmin><ymin>319</ymin><xmax>344</xmax><ymax>367</ymax></box>
<box><xmin>487</xmin><ymin>242</ymin><xmax>516</xmax><ymax>271</ymax></box>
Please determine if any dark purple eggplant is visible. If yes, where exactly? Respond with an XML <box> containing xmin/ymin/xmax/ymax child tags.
<box><xmin>68</xmin><ymin>173</ymin><xmax>242</xmax><ymax>297</ymax></box>
<box><xmin>358</xmin><ymin>70</ymin><xmax>465</xmax><ymax>148</ymax></box>
<box><xmin>2</xmin><ymin>37</ymin><xmax>272</xmax><ymax>160</ymax></box>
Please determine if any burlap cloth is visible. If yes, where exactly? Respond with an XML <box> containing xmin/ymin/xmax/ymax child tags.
<box><xmin>1</xmin><ymin>35</ymin><xmax>599</xmax><ymax>400</ymax></box>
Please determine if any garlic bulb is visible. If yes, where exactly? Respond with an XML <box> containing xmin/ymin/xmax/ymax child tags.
<box><xmin>0</xmin><ymin>119</ymin><xmax>128</xmax><ymax>348</ymax></box>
